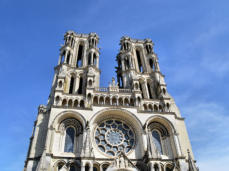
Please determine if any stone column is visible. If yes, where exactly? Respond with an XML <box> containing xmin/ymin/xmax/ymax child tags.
<box><xmin>74</xmin><ymin>76</ymin><xmax>79</xmax><ymax>94</ymax></box>
<box><xmin>90</xmin><ymin>52</ymin><xmax>93</xmax><ymax>65</ymax></box>
<box><xmin>121</xmin><ymin>59</ymin><xmax>125</xmax><ymax>71</ymax></box>
<box><xmin>89</xmin><ymin>162</ymin><xmax>93</xmax><ymax>171</ymax></box>
<box><xmin>81</xmin><ymin>164</ymin><xmax>85</xmax><ymax>171</ymax></box>
<box><xmin>150</xmin><ymin>162</ymin><xmax>155</xmax><ymax>171</ymax></box>
<box><xmin>64</xmin><ymin>51</ymin><xmax>68</xmax><ymax>63</ymax></box>
<box><xmin>173</xmin><ymin>133</ymin><xmax>182</xmax><ymax>156</ymax></box>
<box><xmin>96</xmin><ymin>56</ymin><xmax>99</xmax><ymax>68</ymax></box>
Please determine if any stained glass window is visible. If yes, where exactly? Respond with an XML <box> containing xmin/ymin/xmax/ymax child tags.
<box><xmin>95</xmin><ymin>119</ymin><xmax>135</xmax><ymax>156</ymax></box>
<box><xmin>152</xmin><ymin>130</ymin><xmax>162</xmax><ymax>154</ymax></box>
<box><xmin>64</xmin><ymin>127</ymin><xmax>75</xmax><ymax>152</ymax></box>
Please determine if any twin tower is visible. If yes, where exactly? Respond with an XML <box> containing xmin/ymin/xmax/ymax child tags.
<box><xmin>24</xmin><ymin>31</ymin><xmax>198</xmax><ymax>171</ymax></box>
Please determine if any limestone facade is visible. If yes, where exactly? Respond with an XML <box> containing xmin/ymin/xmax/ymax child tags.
<box><xmin>23</xmin><ymin>31</ymin><xmax>198</xmax><ymax>171</ymax></box>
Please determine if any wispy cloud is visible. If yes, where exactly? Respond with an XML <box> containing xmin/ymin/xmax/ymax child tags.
<box><xmin>180</xmin><ymin>101</ymin><xmax>229</xmax><ymax>171</ymax></box>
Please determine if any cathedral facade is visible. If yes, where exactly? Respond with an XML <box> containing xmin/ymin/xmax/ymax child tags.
<box><xmin>24</xmin><ymin>31</ymin><xmax>198</xmax><ymax>171</ymax></box>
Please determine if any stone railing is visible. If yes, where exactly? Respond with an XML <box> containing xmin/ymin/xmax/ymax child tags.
<box><xmin>95</xmin><ymin>87</ymin><xmax>108</xmax><ymax>92</ymax></box>
<box><xmin>94</xmin><ymin>87</ymin><xmax>132</xmax><ymax>94</ymax></box>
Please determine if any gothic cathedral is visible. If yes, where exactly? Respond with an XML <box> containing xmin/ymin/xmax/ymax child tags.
<box><xmin>24</xmin><ymin>31</ymin><xmax>198</xmax><ymax>171</ymax></box>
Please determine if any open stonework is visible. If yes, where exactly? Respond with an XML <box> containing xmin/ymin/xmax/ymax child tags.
<box><xmin>23</xmin><ymin>31</ymin><xmax>198</xmax><ymax>171</ymax></box>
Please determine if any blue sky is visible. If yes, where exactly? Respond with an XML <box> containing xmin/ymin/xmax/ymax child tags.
<box><xmin>0</xmin><ymin>0</ymin><xmax>229</xmax><ymax>170</ymax></box>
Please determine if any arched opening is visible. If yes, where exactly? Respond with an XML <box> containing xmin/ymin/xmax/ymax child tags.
<box><xmin>93</xmin><ymin>164</ymin><xmax>100</xmax><ymax>171</ymax></box>
<box><xmin>93</xmin><ymin>96</ymin><xmax>99</xmax><ymax>105</ymax></box>
<box><xmin>78</xmin><ymin>77</ymin><xmax>83</xmax><ymax>94</ymax></box>
<box><xmin>102</xmin><ymin>164</ymin><xmax>109</xmax><ymax>171</ymax></box>
<box><xmin>148</xmin><ymin>104</ymin><xmax>153</xmax><ymax>111</ymax></box>
<box><xmin>69</xmin><ymin>76</ymin><xmax>75</xmax><ymax>94</ymax></box>
<box><xmin>87</xmin><ymin>93</ymin><xmax>92</xmax><ymax>104</ymax></box>
<box><xmin>112</xmin><ymin>97</ymin><xmax>117</xmax><ymax>106</ymax></box>
<box><xmin>88</xmin><ymin>52</ymin><xmax>91</xmax><ymax>65</ymax></box>
<box><xmin>60</xmin><ymin>51</ymin><xmax>65</xmax><ymax>64</ymax></box>
<box><xmin>124</xmin><ymin>57</ymin><xmax>130</xmax><ymax>70</ymax></box>
<box><xmin>166</xmin><ymin>103</ymin><xmax>170</xmax><ymax>111</ymax></box>
<box><xmin>88</xmin><ymin>79</ymin><xmax>93</xmax><ymax>87</ymax></box>
<box><xmin>139</xmin><ymin>82</ymin><xmax>145</xmax><ymax>98</ymax></box>
<box><xmin>62</xmin><ymin>99</ymin><xmax>67</xmax><ymax>107</ymax></box>
<box><xmin>143</xmin><ymin>104</ymin><xmax>147</xmax><ymax>111</ymax></box>
<box><xmin>159</xmin><ymin>105</ymin><xmax>163</xmax><ymax>112</ymax></box>
<box><xmin>105</xmin><ymin>97</ymin><xmax>110</xmax><ymax>105</ymax></box>
<box><xmin>80</xmin><ymin>100</ymin><xmax>84</xmax><ymax>108</ymax></box>
<box><xmin>85</xmin><ymin>164</ymin><xmax>90</xmax><ymax>171</ymax></box>
<box><xmin>117</xmin><ymin>74</ymin><xmax>123</xmax><ymax>88</ymax></box>
<box><xmin>55</xmin><ymin>96</ymin><xmax>60</xmax><ymax>105</ymax></box>
<box><xmin>76</xmin><ymin>44</ymin><xmax>83</xmax><ymax>67</ymax></box>
<box><xmin>147</xmin><ymin>83</ymin><xmax>153</xmax><ymax>99</ymax></box>
<box><xmin>130</xmin><ymin>98</ymin><xmax>134</xmax><ymax>106</ymax></box>
<box><xmin>124</xmin><ymin>98</ymin><xmax>129</xmax><ymax>106</ymax></box>
<box><xmin>148</xmin><ymin>122</ymin><xmax>171</xmax><ymax>157</ymax></box>
<box><xmin>146</xmin><ymin>44</ymin><xmax>152</xmax><ymax>54</ymax></box>
<box><xmin>66</xmin><ymin>52</ymin><xmax>71</xmax><ymax>64</ymax></box>
<box><xmin>58</xmin><ymin>81</ymin><xmax>63</xmax><ymax>88</ymax></box>
<box><xmin>68</xmin><ymin>99</ymin><xmax>73</xmax><ymax>107</ymax></box>
<box><xmin>93</xmin><ymin>53</ymin><xmax>97</xmax><ymax>66</ymax></box>
<box><xmin>154</xmin><ymin>164</ymin><xmax>159</xmax><ymax>171</ymax></box>
<box><xmin>118</xmin><ymin>97</ymin><xmax>123</xmax><ymax>106</ymax></box>
<box><xmin>163</xmin><ymin>88</ymin><xmax>166</xmax><ymax>95</ymax></box>
<box><xmin>74</xmin><ymin>99</ymin><xmax>78</xmax><ymax>107</ymax></box>
<box><xmin>136</xmin><ymin>97</ymin><xmax>141</xmax><ymax>106</ymax></box>
<box><xmin>64</xmin><ymin>127</ymin><xmax>75</xmax><ymax>152</ymax></box>
<box><xmin>134</xmin><ymin>83</ymin><xmax>139</xmax><ymax>90</ymax></box>
<box><xmin>99</xmin><ymin>96</ymin><xmax>104</xmax><ymax>105</ymax></box>
<box><xmin>136</xmin><ymin>49</ymin><xmax>143</xmax><ymax>72</ymax></box>
<box><xmin>152</xmin><ymin>130</ymin><xmax>163</xmax><ymax>154</ymax></box>
<box><xmin>166</xmin><ymin>165</ymin><xmax>173</xmax><ymax>171</ymax></box>
<box><xmin>149</xmin><ymin>58</ymin><xmax>154</xmax><ymax>70</ymax></box>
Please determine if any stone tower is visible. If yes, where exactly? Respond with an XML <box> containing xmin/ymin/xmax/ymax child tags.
<box><xmin>24</xmin><ymin>31</ymin><xmax>198</xmax><ymax>171</ymax></box>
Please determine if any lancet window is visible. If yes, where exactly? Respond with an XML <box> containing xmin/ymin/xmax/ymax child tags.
<box><xmin>76</xmin><ymin>44</ymin><xmax>83</xmax><ymax>67</ymax></box>
<box><xmin>78</xmin><ymin>77</ymin><xmax>83</xmax><ymax>94</ymax></box>
<box><xmin>69</xmin><ymin>76</ymin><xmax>75</xmax><ymax>94</ymax></box>
<box><xmin>64</xmin><ymin>127</ymin><xmax>75</xmax><ymax>152</ymax></box>
<box><xmin>148</xmin><ymin>122</ymin><xmax>172</xmax><ymax>157</ymax></box>
<box><xmin>136</xmin><ymin>49</ymin><xmax>143</xmax><ymax>72</ymax></box>
<box><xmin>60</xmin><ymin>118</ymin><xmax>83</xmax><ymax>153</ymax></box>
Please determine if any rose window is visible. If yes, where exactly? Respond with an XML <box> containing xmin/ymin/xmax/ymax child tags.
<box><xmin>94</xmin><ymin>119</ymin><xmax>135</xmax><ymax>156</ymax></box>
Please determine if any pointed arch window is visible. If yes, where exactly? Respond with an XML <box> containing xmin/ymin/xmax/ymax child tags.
<box><xmin>136</xmin><ymin>49</ymin><xmax>143</xmax><ymax>72</ymax></box>
<box><xmin>64</xmin><ymin>127</ymin><xmax>75</xmax><ymax>152</ymax></box>
<box><xmin>60</xmin><ymin>51</ymin><xmax>65</xmax><ymax>64</ymax></box>
<box><xmin>69</xmin><ymin>76</ymin><xmax>75</xmax><ymax>94</ymax></box>
<box><xmin>85</xmin><ymin>164</ymin><xmax>90</xmax><ymax>171</ymax></box>
<box><xmin>147</xmin><ymin>83</ymin><xmax>153</xmax><ymax>99</ymax></box>
<box><xmin>152</xmin><ymin>130</ymin><xmax>163</xmax><ymax>155</ymax></box>
<box><xmin>78</xmin><ymin>77</ymin><xmax>83</xmax><ymax>94</ymax></box>
<box><xmin>66</xmin><ymin>52</ymin><xmax>71</xmax><ymax>64</ymax></box>
<box><xmin>149</xmin><ymin>58</ymin><xmax>154</xmax><ymax>70</ymax></box>
<box><xmin>88</xmin><ymin>52</ymin><xmax>91</xmax><ymax>65</ymax></box>
<box><xmin>76</xmin><ymin>44</ymin><xmax>83</xmax><ymax>67</ymax></box>
<box><xmin>93</xmin><ymin>53</ymin><xmax>97</xmax><ymax>66</ymax></box>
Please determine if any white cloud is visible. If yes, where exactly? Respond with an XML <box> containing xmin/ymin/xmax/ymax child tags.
<box><xmin>198</xmin><ymin>155</ymin><xmax>229</xmax><ymax>171</ymax></box>
<box><xmin>179</xmin><ymin>101</ymin><xmax>229</xmax><ymax>171</ymax></box>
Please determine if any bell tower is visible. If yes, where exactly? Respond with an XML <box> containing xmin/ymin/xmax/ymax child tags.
<box><xmin>48</xmin><ymin>31</ymin><xmax>100</xmax><ymax>109</ymax></box>
<box><xmin>116</xmin><ymin>37</ymin><xmax>169</xmax><ymax>111</ymax></box>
